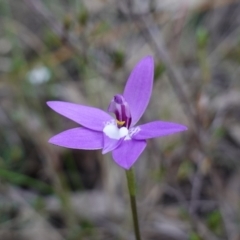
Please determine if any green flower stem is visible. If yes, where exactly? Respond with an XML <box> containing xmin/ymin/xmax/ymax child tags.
<box><xmin>125</xmin><ymin>168</ymin><xmax>142</xmax><ymax>240</ymax></box>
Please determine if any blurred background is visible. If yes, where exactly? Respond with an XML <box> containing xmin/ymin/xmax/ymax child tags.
<box><xmin>1</xmin><ymin>0</ymin><xmax>240</xmax><ymax>239</ymax></box>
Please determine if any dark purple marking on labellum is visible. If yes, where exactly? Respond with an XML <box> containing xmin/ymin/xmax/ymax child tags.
<box><xmin>108</xmin><ymin>94</ymin><xmax>132</xmax><ymax>128</ymax></box>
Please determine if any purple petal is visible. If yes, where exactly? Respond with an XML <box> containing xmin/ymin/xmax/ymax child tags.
<box><xmin>49</xmin><ymin>127</ymin><xmax>103</xmax><ymax>149</ymax></box>
<box><xmin>102</xmin><ymin>135</ymin><xmax>123</xmax><ymax>154</ymax></box>
<box><xmin>112</xmin><ymin>140</ymin><xmax>146</xmax><ymax>169</ymax></box>
<box><xmin>132</xmin><ymin>121</ymin><xmax>188</xmax><ymax>140</ymax></box>
<box><xmin>47</xmin><ymin>101</ymin><xmax>112</xmax><ymax>131</ymax></box>
<box><xmin>123</xmin><ymin>56</ymin><xmax>154</xmax><ymax>126</ymax></box>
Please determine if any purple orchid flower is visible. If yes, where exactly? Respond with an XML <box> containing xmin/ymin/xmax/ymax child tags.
<box><xmin>47</xmin><ymin>56</ymin><xmax>187</xmax><ymax>169</ymax></box>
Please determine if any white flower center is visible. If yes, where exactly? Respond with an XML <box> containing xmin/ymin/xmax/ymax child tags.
<box><xmin>103</xmin><ymin>123</ymin><xmax>129</xmax><ymax>140</ymax></box>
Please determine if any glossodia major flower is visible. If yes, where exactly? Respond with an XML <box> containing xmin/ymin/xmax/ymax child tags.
<box><xmin>47</xmin><ymin>56</ymin><xmax>187</xmax><ymax>169</ymax></box>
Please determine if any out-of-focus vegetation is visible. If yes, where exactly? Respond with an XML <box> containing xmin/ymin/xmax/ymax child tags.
<box><xmin>1</xmin><ymin>0</ymin><xmax>240</xmax><ymax>239</ymax></box>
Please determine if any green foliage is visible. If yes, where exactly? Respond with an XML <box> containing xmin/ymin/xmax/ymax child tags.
<box><xmin>32</xmin><ymin>197</ymin><xmax>46</xmax><ymax>211</ymax></box>
<box><xmin>63</xmin><ymin>153</ymin><xmax>83</xmax><ymax>191</ymax></box>
<box><xmin>111</xmin><ymin>50</ymin><xmax>125</xmax><ymax>68</ymax></box>
<box><xmin>196</xmin><ymin>27</ymin><xmax>209</xmax><ymax>49</ymax></box>
<box><xmin>80</xmin><ymin>219</ymin><xmax>94</xmax><ymax>230</ymax></box>
<box><xmin>67</xmin><ymin>220</ymin><xmax>94</xmax><ymax>240</ymax></box>
<box><xmin>11</xmin><ymin>52</ymin><xmax>27</xmax><ymax>75</ymax></box>
<box><xmin>1</xmin><ymin>145</ymin><xmax>23</xmax><ymax>164</ymax></box>
<box><xmin>206</xmin><ymin>210</ymin><xmax>222</xmax><ymax>234</ymax></box>
<box><xmin>78</xmin><ymin>8</ymin><xmax>89</xmax><ymax>26</ymax></box>
<box><xmin>91</xmin><ymin>21</ymin><xmax>110</xmax><ymax>37</ymax></box>
<box><xmin>0</xmin><ymin>203</ymin><xmax>18</xmax><ymax>224</ymax></box>
<box><xmin>151</xmin><ymin>166</ymin><xmax>166</xmax><ymax>181</ymax></box>
<box><xmin>188</xmin><ymin>12</ymin><xmax>207</xmax><ymax>29</ymax></box>
<box><xmin>189</xmin><ymin>231</ymin><xmax>202</xmax><ymax>240</ymax></box>
<box><xmin>63</xmin><ymin>14</ymin><xmax>72</xmax><ymax>31</ymax></box>
<box><xmin>179</xmin><ymin>207</ymin><xmax>190</xmax><ymax>221</ymax></box>
<box><xmin>177</xmin><ymin>161</ymin><xmax>194</xmax><ymax>180</ymax></box>
<box><xmin>212</xmin><ymin>127</ymin><xmax>227</xmax><ymax>140</ymax></box>
<box><xmin>0</xmin><ymin>169</ymin><xmax>53</xmax><ymax>194</ymax></box>
<box><xmin>154</xmin><ymin>62</ymin><xmax>165</xmax><ymax>81</ymax></box>
<box><xmin>43</xmin><ymin>29</ymin><xmax>62</xmax><ymax>49</ymax></box>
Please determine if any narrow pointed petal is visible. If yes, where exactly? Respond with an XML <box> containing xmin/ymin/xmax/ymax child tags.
<box><xmin>49</xmin><ymin>127</ymin><xmax>103</xmax><ymax>149</ymax></box>
<box><xmin>47</xmin><ymin>101</ymin><xmax>112</xmax><ymax>131</ymax></box>
<box><xmin>102</xmin><ymin>135</ymin><xmax>123</xmax><ymax>154</ymax></box>
<box><xmin>112</xmin><ymin>140</ymin><xmax>146</xmax><ymax>169</ymax></box>
<box><xmin>132</xmin><ymin>121</ymin><xmax>187</xmax><ymax>140</ymax></box>
<box><xmin>123</xmin><ymin>56</ymin><xmax>154</xmax><ymax>126</ymax></box>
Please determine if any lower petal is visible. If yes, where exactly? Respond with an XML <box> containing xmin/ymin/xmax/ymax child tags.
<box><xmin>132</xmin><ymin>121</ymin><xmax>187</xmax><ymax>140</ymax></box>
<box><xmin>102</xmin><ymin>134</ymin><xmax>123</xmax><ymax>154</ymax></box>
<box><xmin>112</xmin><ymin>140</ymin><xmax>146</xmax><ymax>169</ymax></box>
<box><xmin>49</xmin><ymin>128</ymin><xmax>103</xmax><ymax>149</ymax></box>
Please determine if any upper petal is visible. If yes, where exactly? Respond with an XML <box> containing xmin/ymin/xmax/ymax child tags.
<box><xmin>112</xmin><ymin>140</ymin><xmax>146</xmax><ymax>169</ymax></box>
<box><xmin>47</xmin><ymin>101</ymin><xmax>112</xmax><ymax>131</ymax></box>
<box><xmin>123</xmin><ymin>56</ymin><xmax>154</xmax><ymax>126</ymax></box>
<box><xmin>132</xmin><ymin>121</ymin><xmax>188</xmax><ymax>140</ymax></box>
<box><xmin>49</xmin><ymin>127</ymin><xmax>103</xmax><ymax>149</ymax></box>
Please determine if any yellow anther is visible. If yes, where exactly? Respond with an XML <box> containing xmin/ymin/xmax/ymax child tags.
<box><xmin>116</xmin><ymin>120</ymin><xmax>125</xmax><ymax>126</ymax></box>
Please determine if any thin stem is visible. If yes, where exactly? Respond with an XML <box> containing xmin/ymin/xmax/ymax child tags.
<box><xmin>125</xmin><ymin>168</ymin><xmax>142</xmax><ymax>240</ymax></box>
